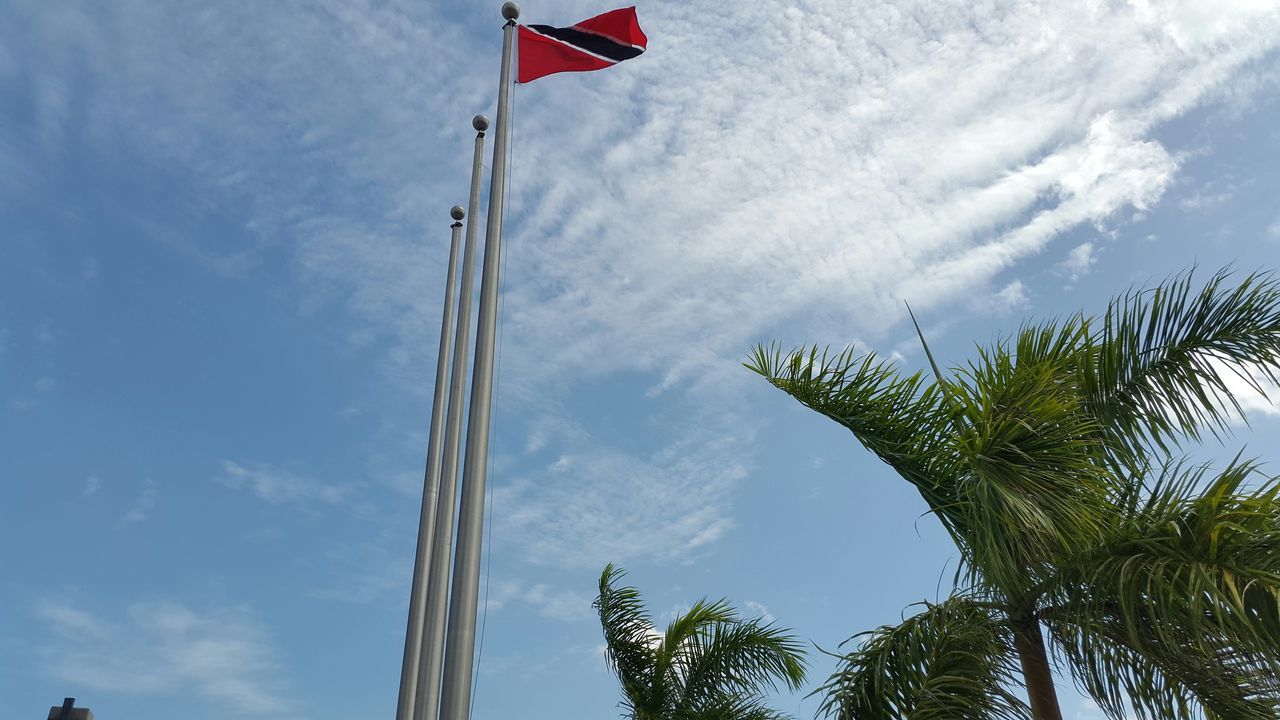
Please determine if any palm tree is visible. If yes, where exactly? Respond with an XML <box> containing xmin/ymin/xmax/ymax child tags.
<box><xmin>594</xmin><ymin>564</ymin><xmax>808</xmax><ymax>719</ymax></box>
<box><xmin>747</xmin><ymin>269</ymin><xmax>1280</xmax><ymax>719</ymax></box>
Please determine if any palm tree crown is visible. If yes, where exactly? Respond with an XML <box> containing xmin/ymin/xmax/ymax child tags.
<box><xmin>595</xmin><ymin>564</ymin><xmax>808</xmax><ymax>720</ymax></box>
<box><xmin>748</xmin><ymin>269</ymin><xmax>1280</xmax><ymax>720</ymax></box>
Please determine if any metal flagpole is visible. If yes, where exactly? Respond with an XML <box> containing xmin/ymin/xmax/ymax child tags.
<box><xmin>395</xmin><ymin>204</ymin><xmax>467</xmax><ymax>720</ymax></box>
<box><xmin>414</xmin><ymin>114</ymin><xmax>489</xmax><ymax>720</ymax></box>
<box><xmin>439</xmin><ymin>4</ymin><xmax>518</xmax><ymax>719</ymax></box>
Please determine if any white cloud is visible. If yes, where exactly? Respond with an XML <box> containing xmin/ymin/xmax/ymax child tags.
<box><xmin>993</xmin><ymin>279</ymin><xmax>1031</xmax><ymax>314</ymax></box>
<box><xmin>35</xmin><ymin>600</ymin><xmax>289</xmax><ymax>715</ymax></box>
<box><xmin>83</xmin><ymin>473</ymin><xmax>102</xmax><ymax>497</ymax></box>
<box><xmin>118</xmin><ymin>479</ymin><xmax>157</xmax><ymax>526</ymax></box>
<box><xmin>741</xmin><ymin>600</ymin><xmax>776</xmax><ymax>625</ymax></box>
<box><xmin>38</xmin><ymin>604</ymin><xmax>112</xmax><ymax>642</ymax></box>
<box><xmin>487</xmin><ymin>579</ymin><xmax>596</xmax><ymax>623</ymax></box>
<box><xmin>11</xmin><ymin>1</ymin><xmax>1273</xmax><ymax>379</ymax></box>
<box><xmin>34</xmin><ymin>376</ymin><xmax>55</xmax><ymax>392</ymax></box>
<box><xmin>6</xmin><ymin>0</ymin><xmax>1279</xmax><ymax>568</ymax></box>
<box><xmin>1073</xmin><ymin>698</ymin><xmax>1109</xmax><ymax>720</ymax></box>
<box><xmin>1059</xmin><ymin>243</ymin><xmax>1098</xmax><ymax>283</ymax></box>
<box><xmin>1178</xmin><ymin>175</ymin><xmax>1247</xmax><ymax>212</ymax></box>
<box><xmin>1215</xmin><ymin>359</ymin><xmax>1280</xmax><ymax>421</ymax></box>
<box><xmin>1149</xmin><ymin>354</ymin><xmax>1280</xmax><ymax>429</ymax></box>
<box><xmin>1179</xmin><ymin>189</ymin><xmax>1234</xmax><ymax>211</ymax></box>
<box><xmin>217</xmin><ymin>460</ymin><xmax>358</xmax><ymax>508</ymax></box>
<box><xmin>493</xmin><ymin>423</ymin><xmax>745</xmax><ymax>569</ymax></box>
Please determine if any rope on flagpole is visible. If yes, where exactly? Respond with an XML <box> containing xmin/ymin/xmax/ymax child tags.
<box><xmin>469</xmin><ymin>69</ymin><xmax>518</xmax><ymax>720</ymax></box>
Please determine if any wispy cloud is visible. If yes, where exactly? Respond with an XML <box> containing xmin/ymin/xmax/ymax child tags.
<box><xmin>1179</xmin><ymin>175</ymin><xmax>1248</xmax><ymax>212</ymax></box>
<box><xmin>6</xmin><ymin>376</ymin><xmax>57</xmax><ymax>413</ymax></box>
<box><xmin>216</xmin><ymin>460</ymin><xmax>358</xmax><ymax>508</ymax></box>
<box><xmin>992</xmin><ymin>279</ymin><xmax>1031</xmax><ymax>314</ymax></box>
<box><xmin>1058</xmin><ymin>242</ymin><xmax>1098</xmax><ymax>283</ymax></box>
<box><xmin>83</xmin><ymin>473</ymin><xmax>102</xmax><ymax>497</ymax></box>
<box><xmin>1214</xmin><ymin>358</ymin><xmax>1280</xmax><ymax>421</ymax></box>
<box><xmin>495</xmin><ymin>425</ymin><xmax>745</xmax><ymax>569</ymax></box>
<box><xmin>35</xmin><ymin>599</ymin><xmax>290</xmax><ymax>715</ymax></box>
<box><xmin>487</xmin><ymin>579</ymin><xmax>596</xmax><ymax>623</ymax></box>
<box><xmin>118</xmin><ymin>479</ymin><xmax>157</xmax><ymax>526</ymax></box>
<box><xmin>741</xmin><ymin>600</ymin><xmax>776</xmax><ymax>625</ymax></box>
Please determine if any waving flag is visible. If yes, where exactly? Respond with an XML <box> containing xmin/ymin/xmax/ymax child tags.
<box><xmin>517</xmin><ymin>7</ymin><xmax>648</xmax><ymax>83</ymax></box>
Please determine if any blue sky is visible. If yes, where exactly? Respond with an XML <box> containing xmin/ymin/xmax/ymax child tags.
<box><xmin>2</xmin><ymin>1</ymin><xmax>1279</xmax><ymax>719</ymax></box>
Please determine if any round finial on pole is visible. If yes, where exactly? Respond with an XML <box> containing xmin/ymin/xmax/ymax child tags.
<box><xmin>450</xmin><ymin>205</ymin><xmax>465</xmax><ymax>221</ymax></box>
<box><xmin>501</xmin><ymin>2</ymin><xmax>520</xmax><ymax>21</ymax></box>
<box><xmin>472</xmin><ymin>115</ymin><xmax>490</xmax><ymax>132</ymax></box>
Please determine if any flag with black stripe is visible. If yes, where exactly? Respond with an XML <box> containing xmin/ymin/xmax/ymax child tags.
<box><xmin>517</xmin><ymin>7</ymin><xmax>648</xmax><ymax>84</ymax></box>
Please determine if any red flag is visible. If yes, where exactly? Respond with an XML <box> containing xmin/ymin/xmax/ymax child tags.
<box><xmin>517</xmin><ymin>7</ymin><xmax>648</xmax><ymax>84</ymax></box>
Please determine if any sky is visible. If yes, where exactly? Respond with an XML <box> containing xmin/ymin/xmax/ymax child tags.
<box><xmin>2</xmin><ymin>1</ymin><xmax>1279</xmax><ymax>719</ymax></box>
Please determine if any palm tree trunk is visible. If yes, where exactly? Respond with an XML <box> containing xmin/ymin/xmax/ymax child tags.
<box><xmin>1012</xmin><ymin>614</ymin><xmax>1063</xmax><ymax>720</ymax></box>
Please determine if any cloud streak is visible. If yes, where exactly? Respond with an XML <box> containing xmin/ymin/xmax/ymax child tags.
<box><xmin>487</xmin><ymin>579</ymin><xmax>596</xmax><ymax>622</ymax></box>
<box><xmin>494</xmin><ymin>418</ymin><xmax>745</xmax><ymax>568</ymax></box>
<box><xmin>217</xmin><ymin>460</ymin><xmax>358</xmax><ymax>509</ymax></box>
<box><xmin>35</xmin><ymin>599</ymin><xmax>289</xmax><ymax>715</ymax></box>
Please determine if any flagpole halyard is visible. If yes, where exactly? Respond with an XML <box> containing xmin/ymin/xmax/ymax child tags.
<box><xmin>395</xmin><ymin>204</ymin><xmax>466</xmax><ymax>720</ymax></box>
<box><xmin>414</xmin><ymin>114</ymin><xmax>490</xmax><ymax>720</ymax></box>
<box><xmin>438</xmin><ymin>4</ymin><xmax>519</xmax><ymax>720</ymax></box>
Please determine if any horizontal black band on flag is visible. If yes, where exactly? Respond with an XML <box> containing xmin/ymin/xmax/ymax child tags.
<box><xmin>527</xmin><ymin>24</ymin><xmax>644</xmax><ymax>63</ymax></box>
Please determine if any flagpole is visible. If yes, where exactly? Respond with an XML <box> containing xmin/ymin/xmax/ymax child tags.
<box><xmin>395</xmin><ymin>204</ymin><xmax>466</xmax><ymax>720</ymax></box>
<box><xmin>438</xmin><ymin>4</ymin><xmax>518</xmax><ymax>720</ymax></box>
<box><xmin>414</xmin><ymin>114</ymin><xmax>489</xmax><ymax>720</ymax></box>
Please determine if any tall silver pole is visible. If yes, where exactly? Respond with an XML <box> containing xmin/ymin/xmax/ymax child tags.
<box><xmin>414</xmin><ymin>114</ymin><xmax>489</xmax><ymax>720</ymax></box>
<box><xmin>395</xmin><ymin>205</ymin><xmax>466</xmax><ymax>720</ymax></box>
<box><xmin>439</xmin><ymin>4</ymin><xmax>519</xmax><ymax>719</ymax></box>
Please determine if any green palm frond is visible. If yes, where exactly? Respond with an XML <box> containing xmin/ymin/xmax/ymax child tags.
<box><xmin>677</xmin><ymin>696</ymin><xmax>793</xmax><ymax>720</ymax></box>
<box><xmin>1050</xmin><ymin>614</ymin><xmax>1280</xmax><ymax>720</ymax></box>
<box><xmin>679</xmin><ymin>617</ymin><xmax>807</xmax><ymax>707</ymax></box>
<box><xmin>946</xmin><ymin>323</ymin><xmax>1113</xmax><ymax>592</ymax></box>
<box><xmin>596</xmin><ymin>563</ymin><xmax>658</xmax><ymax>715</ymax></box>
<box><xmin>751</xmin><ymin>267</ymin><xmax>1280</xmax><ymax>720</ymax></box>
<box><xmin>1045</xmin><ymin>460</ymin><xmax>1280</xmax><ymax>660</ymax></box>
<box><xmin>748</xmin><ymin>325</ymin><xmax>1117</xmax><ymax>597</ymax></box>
<box><xmin>744</xmin><ymin>343</ymin><xmax>954</xmax><ymax>489</ymax></box>
<box><xmin>662</xmin><ymin>598</ymin><xmax>739</xmax><ymax>658</ymax></box>
<box><xmin>1085</xmin><ymin>268</ymin><xmax>1280</xmax><ymax>458</ymax></box>
<box><xmin>651</xmin><ymin>598</ymin><xmax>738</xmax><ymax>714</ymax></box>
<box><xmin>1042</xmin><ymin>460</ymin><xmax>1280</xmax><ymax>718</ymax></box>
<box><xmin>815</xmin><ymin>595</ymin><xmax>1028</xmax><ymax>720</ymax></box>
<box><xmin>597</xmin><ymin>566</ymin><xmax>807</xmax><ymax>720</ymax></box>
<box><xmin>744</xmin><ymin>343</ymin><xmax>964</xmax><ymax>534</ymax></box>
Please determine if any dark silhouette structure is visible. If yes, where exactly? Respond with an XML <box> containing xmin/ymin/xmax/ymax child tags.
<box><xmin>47</xmin><ymin>698</ymin><xmax>92</xmax><ymax>720</ymax></box>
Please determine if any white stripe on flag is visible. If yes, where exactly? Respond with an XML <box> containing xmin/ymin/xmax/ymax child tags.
<box><xmin>568</xmin><ymin>24</ymin><xmax>645</xmax><ymax>51</ymax></box>
<box><xmin>525</xmin><ymin>26</ymin><xmax>621</xmax><ymax>64</ymax></box>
